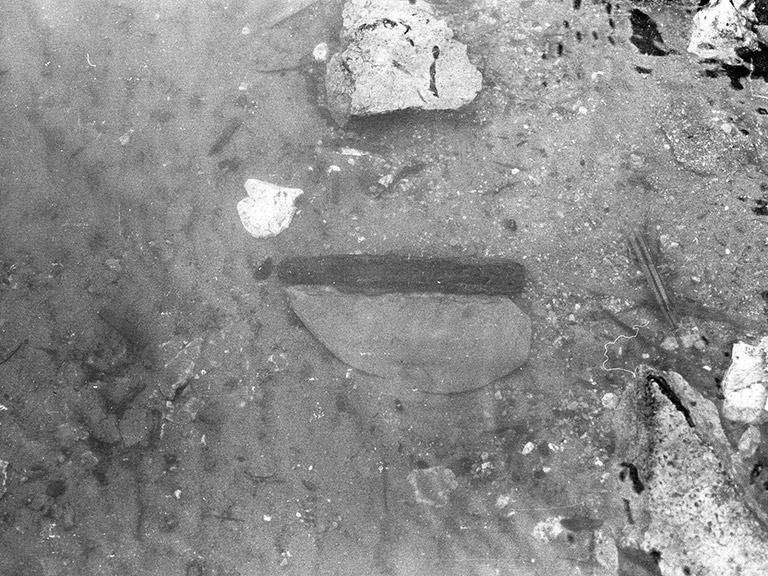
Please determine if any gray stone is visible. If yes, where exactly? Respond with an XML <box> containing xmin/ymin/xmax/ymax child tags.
<box><xmin>119</xmin><ymin>406</ymin><xmax>151</xmax><ymax>447</ymax></box>
<box><xmin>286</xmin><ymin>287</ymin><xmax>531</xmax><ymax>393</ymax></box>
<box><xmin>325</xmin><ymin>0</ymin><xmax>482</xmax><ymax>124</ymax></box>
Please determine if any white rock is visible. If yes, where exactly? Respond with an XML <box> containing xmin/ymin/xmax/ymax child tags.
<box><xmin>325</xmin><ymin>0</ymin><xmax>482</xmax><ymax>124</ymax></box>
<box><xmin>722</xmin><ymin>337</ymin><xmax>768</xmax><ymax>424</ymax></box>
<box><xmin>237</xmin><ymin>179</ymin><xmax>303</xmax><ymax>238</ymax></box>
<box><xmin>601</xmin><ymin>392</ymin><xmax>619</xmax><ymax>409</ymax></box>
<box><xmin>532</xmin><ymin>516</ymin><xmax>564</xmax><ymax>541</ymax></box>
<box><xmin>521</xmin><ymin>441</ymin><xmax>535</xmax><ymax>455</ymax></box>
<box><xmin>688</xmin><ymin>0</ymin><xmax>759</xmax><ymax>63</ymax></box>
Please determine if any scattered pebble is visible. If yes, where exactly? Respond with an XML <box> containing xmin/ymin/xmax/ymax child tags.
<box><xmin>118</xmin><ymin>129</ymin><xmax>134</xmax><ymax>146</ymax></box>
<box><xmin>660</xmin><ymin>335</ymin><xmax>679</xmax><ymax>351</ymax></box>
<box><xmin>521</xmin><ymin>441</ymin><xmax>535</xmax><ymax>455</ymax></box>
<box><xmin>679</xmin><ymin>332</ymin><xmax>698</xmax><ymax>349</ymax></box>
<box><xmin>267</xmin><ymin>349</ymin><xmax>289</xmax><ymax>372</ymax></box>
<box><xmin>313</xmin><ymin>42</ymin><xmax>329</xmax><ymax>61</ymax></box>
<box><xmin>601</xmin><ymin>392</ymin><xmax>619</xmax><ymax>410</ymax></box>
<box><xmin>532</xmin><ymin>516</ymin><xmax>563</xmax><ymax>541</ymax></box>
<box><xmin>105</xmin><ymin>258</ymin><xmax>122</xmax><ymax>272</ymax></box>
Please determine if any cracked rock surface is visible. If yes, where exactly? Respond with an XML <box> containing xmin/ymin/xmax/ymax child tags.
<box><xmin>325</xmin><ymin>0</ymin><xmax>483</xmax><ymax>124</ymax></box>
<box><xmin>612</xmin><ymin>368</ymin><xmax>768</xmax><ymax>576</ymax></box>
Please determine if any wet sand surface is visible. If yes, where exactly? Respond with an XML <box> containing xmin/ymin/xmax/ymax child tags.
<box><xmin>1</xmin><ymin>0</ymin><xmax>767</xmax><ymax>574</ymax></box>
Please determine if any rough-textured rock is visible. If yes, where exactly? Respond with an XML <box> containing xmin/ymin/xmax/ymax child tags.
<box><xmin>688</xmin><ymin>0</ymin><xmax>758</xmax><ymax>63</ymax></box>
<box><xmin>613</xmin><ymin>367</ymin><xmax>768</xmax><ymax>576</ymax></box>
<box><xmin>237</xmin><ymin>179</ymin><xmax>303</xmax><ymax>239</ymax></box>
<box><xmin>325</xmin><ymin>0</ymin><xmax>482</xmax><ymax>124</ymax></box>
<box><xmin>286</xmin><ymin>287</ymin><xmax>531</xmax><ymax>393</ymax></box>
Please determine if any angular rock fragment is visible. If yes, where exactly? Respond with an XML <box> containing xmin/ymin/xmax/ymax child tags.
<box><xmin>237</xmin><ymin>179</ymin><xmax>303</xmax><ymax>239</ymax></box>
<box><xmin>613</xmin><ymin>367</ymin><xmax>768</xmax><ymax>575</ymax></box>
<box><xmin>688</xmin><ymin>0</ymin><xmax>759</xmax><ymax>63</ymax></box>
<box><xmin>325</xmin><ymin>0</ymin><xmax>482</xmax><ymax>124</ymax></box>
<box><xmin>286</xmin><ymin>287</ymin><xmax>531</xmax><ymax>393</ymax></box>
<box><xmin>722</xmin><ymin>337</ymin><xmax>768</xmax><ymax>424</ymax></box>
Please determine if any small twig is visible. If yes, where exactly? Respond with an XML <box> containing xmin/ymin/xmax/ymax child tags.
<box><xmin>0</xmin><ymin>339</ymin><xmax>28</xmax><ymax>366</ymax></box>
<box><xmin>243</xmin><ymin>470</ymin><xmax>277</xmax><ymax>486</ymax></box>
<box><xmin>509</xmin><ymin>503</ymin><xmax>581</xmax><ymax>512</ymax></box>
<box><xmin>212</xmin><ymin>514</ymin><xmax>245</xmax><ymax>522</ymax></box>
<box><xmin>628</xmin><ymin>232</ymin><xmax>678</xmax><ymax>328</ymax></box>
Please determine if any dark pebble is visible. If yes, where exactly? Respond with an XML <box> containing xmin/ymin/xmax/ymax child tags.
<box><xmin>252</xmin><ymin>257</ymin><xmax>274</xmax><ymax>281</ymax></box>
<box><xmin>46</xmin><ymin>479</ymin><xmax>67</xmax><ymax>498</ymax></box>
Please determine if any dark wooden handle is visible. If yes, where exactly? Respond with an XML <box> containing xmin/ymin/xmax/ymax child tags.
<box><xmin>276</xmin><ymin>254</ymin><xmax>525</xmax><ymax>297</ymax></box>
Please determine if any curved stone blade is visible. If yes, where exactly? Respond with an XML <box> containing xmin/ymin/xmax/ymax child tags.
<box><xmin>286</xmin><ymin>287</ymin><xmax>531</xmax><ymax>393</ymax></box>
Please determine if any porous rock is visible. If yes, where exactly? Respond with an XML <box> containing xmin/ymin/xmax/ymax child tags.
<box><xmin>613</xmin><ymin>367</ymin><xmax>768</xmax><ymax>575</ymax></box>
<box><xmin>325</xmin><ymin>0</ymin><xmax>482</xmax><ymax>124</ymax></box>
<box><xmin>688</xmin><ymin>0</ymin><xmax>759</xmax><ymax>63</ymax></box>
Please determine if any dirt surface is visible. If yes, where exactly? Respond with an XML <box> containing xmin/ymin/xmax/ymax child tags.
<box><xmin>1</xmin><ymin>0</ymin><xmax>767</xmax><ymax>575</ymax></box>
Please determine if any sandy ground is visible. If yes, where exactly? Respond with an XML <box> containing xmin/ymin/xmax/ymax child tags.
<box><xmin>0</xmin><ymin>0</ymin><xmax>767</xmax><ymax>574</ymax></box>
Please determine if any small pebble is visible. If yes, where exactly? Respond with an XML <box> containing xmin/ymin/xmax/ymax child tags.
<box><xmin>679</xmin><ymin>332</ymin><xmax>698</xmax><ymax>349</ymax></box>
<box><xmin>105</xmin><ymin>258</ymin><xmax>122</xmax><ymax>272</ymax></box>
<box><xmin>522</xmin><ymin>441</ymin><xmax>535</xmax><ymax>455</ymax></box>
<box><xmin>660</xmin><ymin>336</ymin><xmax>679</xmax><ymax>351</ymax></box>
<box><xmin>601</xmin><ymin>392</ymin><xmax>619</xmax><ymax>410</ymax></box>
<box><xmin>313</xmin><ymin>42</ymin><xmax>329</xmax><ymax>61</ymax></box>
<box><xmin>738</xmin><ymin>426</ymin><xmax>761</xmax><ymax>456</ymax></box>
